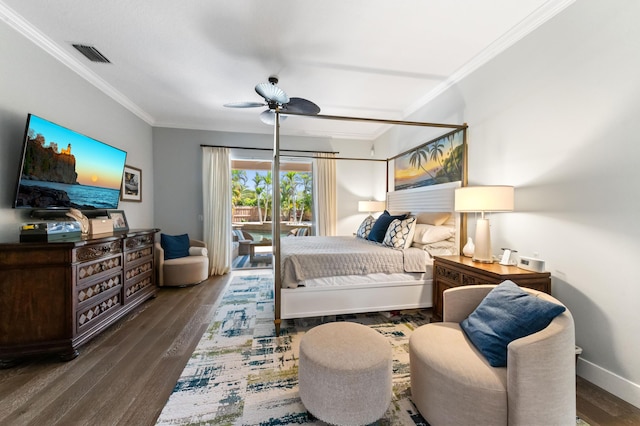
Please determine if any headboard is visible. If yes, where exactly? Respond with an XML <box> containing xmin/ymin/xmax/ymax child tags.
<box><xmin>386</xmin><ymin>181</ymin><xmax>462</xmax><ymax>253</ymax></box>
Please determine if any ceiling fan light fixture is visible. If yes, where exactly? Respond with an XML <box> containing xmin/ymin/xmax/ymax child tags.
<box><xmin>260</xmin><ymin>110</ymin><xmax>287</xmax><ymax>125</ymax></box>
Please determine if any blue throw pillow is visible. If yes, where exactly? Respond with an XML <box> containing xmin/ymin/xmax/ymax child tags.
<box><xmin>367</xmin><ymin>211</ymin><xmax>407</xmax><ymax>243</ymax></box>
<box><xmin>161</xmin><ymin>233</ymin><xmax>190</xmax><ymax>260</ymax></box>
<box><xmin>460</xmin><ymin>280</ymin><xmax>566</xmax><ymax>367</ymax></box>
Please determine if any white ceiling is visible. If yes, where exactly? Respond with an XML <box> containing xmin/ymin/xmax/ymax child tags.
<box><xmin>1</xmin><ymin>0</ymin><xmax>573</xmax><ymax>140</ymax></box>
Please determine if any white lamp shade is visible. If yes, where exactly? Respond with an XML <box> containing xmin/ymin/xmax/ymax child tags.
<box><xmin>454</xmin><ymin>186</ymin><xmax>514</xmax><ymax>212</ymax></box>
<box><xmin>454</xmin><ymin>185</ymin><xmax>514</xmax><ymax>263</ymax></box>
<box><xmin>358</xmin><ymin>200</ymin><xmax>386</xmax><ymax>213</ymax></box>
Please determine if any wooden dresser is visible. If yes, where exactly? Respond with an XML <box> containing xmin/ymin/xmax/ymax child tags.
<box><xmin>432</xmin><ymin>255</ymin><xmax>551</xmax><ymax>321</ymax></box>
<box><xmin>0</xmin><ymin>229</ymin><xmax>159</xmax><ymax>366</ymax></box>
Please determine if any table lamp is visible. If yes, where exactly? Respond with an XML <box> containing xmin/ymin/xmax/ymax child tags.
<box><xmin>454</xmin><ymin>186</ymin><xmax>514</xmax><ymax>263</ymax></box>
<box><xmin>358</xmin><ymin>200</ymin><xmax>386</xmax><ymax>216</ymax></box>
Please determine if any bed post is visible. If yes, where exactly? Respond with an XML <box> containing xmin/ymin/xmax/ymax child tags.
<box><xmin>273</xmin><ymin>109</ymin><xmax>282</xmax><ymax>337</ymax></box>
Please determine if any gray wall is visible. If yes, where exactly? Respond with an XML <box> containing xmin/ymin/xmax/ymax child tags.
<box><xmin>152</xmin><ymin>126</ymin><xmax>381</xmax><ymax>238</ymax></box>
<box><xmin>377</xmin><ymin>0</ymin><xmax>640</xmax><ymax>407</ymax></box>
<box><xmin>0</xmin><ymin>20</ymin><xmax>154</xmax><ymax>242</ymax></box>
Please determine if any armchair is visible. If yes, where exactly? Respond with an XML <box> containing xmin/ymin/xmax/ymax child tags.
<box><xmin>155</xmin><ymin>239</ymin><xmax>209</xmax><ymax>287</ymax></box>
<box><xmin>409</xmin><ymin>284</ymin><xmax>575</xmax><ymax>425</ymax></box>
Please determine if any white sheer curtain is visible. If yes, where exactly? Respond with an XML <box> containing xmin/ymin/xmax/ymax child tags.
<box><xmin>202</xmin><ymin>147</ymin><xmax>231</xmax><ymax>275</ymax></box>
<box><xmin>314</xmin><ymin>153</ymin><xmax>337</xmax><ymax>236</ymax></box>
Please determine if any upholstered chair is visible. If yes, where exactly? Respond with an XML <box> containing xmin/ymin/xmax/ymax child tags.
<box><xmin>155</xmin><ymin>239</ymin><xmax>209</xmax><ymax>287</ymax></box>
<box><xmin>409</xmin><ymin>284</ymin><xmax>576</xmax><ymax>425</ymax></box>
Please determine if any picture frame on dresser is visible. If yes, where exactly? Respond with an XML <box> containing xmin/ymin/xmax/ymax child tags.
<box><xmin>108</xmin><ymin>210</ymin><xmax>129</xmax><ymax>232</ymax></box>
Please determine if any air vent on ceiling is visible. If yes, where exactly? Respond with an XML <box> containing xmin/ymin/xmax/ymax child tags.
<box><xmin>72</xmin><ymin>44</ymin><xmax>111</xmax><ymax>63</ymax></box>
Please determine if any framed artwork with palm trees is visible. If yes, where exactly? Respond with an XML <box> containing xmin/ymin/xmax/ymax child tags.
<box><xmin>393</xmin><ymin>129</ymin><xmax>466</xmax><ymax>191</ymax></box>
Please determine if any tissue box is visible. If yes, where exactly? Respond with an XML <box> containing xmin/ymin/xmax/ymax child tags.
<box><xmin>89</xmin><ymin>218</ymin><xmax>114</xmax><ymax>235</ymax></box>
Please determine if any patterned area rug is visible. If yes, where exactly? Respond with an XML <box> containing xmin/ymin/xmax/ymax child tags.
<box><xmin>156</xmin><ymin>272</ymin><xmax>432</xmax><ymax>425</ymax></box>
<box><xmin>157</xmin><ymin>272</ymin><xmax>590</xmax><ymax>426</ymax></box>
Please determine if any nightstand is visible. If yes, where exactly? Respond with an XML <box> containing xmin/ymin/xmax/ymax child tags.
<box><xmin>432</xmin><ymin>255</ymin><xmax>551</xmax><ymax>321</ymax></box>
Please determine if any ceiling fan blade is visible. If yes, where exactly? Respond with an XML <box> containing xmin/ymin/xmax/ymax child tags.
<box><xmin>260</xmin><ymin>109</ymin><xmax>288</xmax><ymax>125</ymax></box>
<box><xmin>255</xmin><ymin>82</ymin><xmax>289</xmax><ymax>105</ymax></box>
<box><xmin>285</xmin><ymin>97</ymin><xmax>321</xmax><ymax>115</ymax></box>
<box><xmin>223</xmin><ymin>101</ymin><xmax>266</xmax><ymax>108</ymax></box>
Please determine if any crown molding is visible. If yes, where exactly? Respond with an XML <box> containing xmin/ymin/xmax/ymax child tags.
<box><xmin>403</xmin><ymin>0</ymin><xmax>576</xmax><ymax>119</ymax></box>
<box><xmin>0</xmin><ymin>1</ymin><xmax>154</xmax><ymax>125</ymax></box>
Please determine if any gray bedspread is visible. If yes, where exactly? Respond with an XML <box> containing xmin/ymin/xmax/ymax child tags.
<box><xmin>280</xmin><ymin>236</ymin><xmax>428</xmax><ymax>288</ymax></box>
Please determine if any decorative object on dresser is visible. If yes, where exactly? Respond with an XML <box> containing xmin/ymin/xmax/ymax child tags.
<box><xmin>65</xmin><ymin>208</ymin><xmax>90</xmax><ymax>235</ymax></box>
<box><xmin>462</xmin><ymin>237</ymin><xmax>475</xmax><ymax>257</ymax></box>
<box><xmin>0</xmin><ymin>229</ymin><xmax>159</xmax><ymax>367</ymax></box>
<box><xmin>88</xmin><ymin>218</ymin><xmax>113</xmax><ymax>235</ymax></box>
<box><xmin>107</xmin><ymin>209</ymin><xmax>129</xmax><ymax>232</ymax></box>
<box><xmin>431</xmin><ymin>255</ymin><xmax>551</xmax><ymax>321</ymax></box>
<box><xmin>454</xmin><ymin>185</ymin><xmax>514</xmax><ymax>263</ymax></box>
<box><xmin>19</xmin><ymin>220</ymin><xmax>82</xmax><ymax>242</ymax></box>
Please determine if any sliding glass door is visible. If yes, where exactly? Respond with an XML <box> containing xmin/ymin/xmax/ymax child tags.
<box><xmin>231</xmin><ymin>159</ymin><xmax>313</xmax><ymax>241</ymax></box>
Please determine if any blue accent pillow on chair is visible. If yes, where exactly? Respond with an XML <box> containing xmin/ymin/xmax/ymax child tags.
<box><xmin>161</xmin><ymin>233</ymin><xmax>190</xmax><ymax>260</ymax></box>
<box><xmin>460</xmin><ymin>280</ymin><xmax>566</xmax><ymax>367</ymax></box>
<box><xmin>367</xmin><ymin>211</ymin><xmax>407</xmax><ymax>243</ymax></box>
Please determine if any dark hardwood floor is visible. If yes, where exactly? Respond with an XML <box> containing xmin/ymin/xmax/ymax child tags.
<box><xmin>1</xmin><ymin>272</ymin><xmax>639</xmax><ymax>425</ymax></box>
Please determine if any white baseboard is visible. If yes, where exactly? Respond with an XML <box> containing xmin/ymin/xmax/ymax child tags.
<box><xmin>578</xmin><ymin>357</ymin><xmax>640</xmax><ymax>409</ymax></box>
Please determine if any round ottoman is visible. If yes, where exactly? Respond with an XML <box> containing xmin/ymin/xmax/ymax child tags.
<box><xmin>299</xmin><ymin>322</ymin><xmax>392</xmax><ymax>425</ymax></box>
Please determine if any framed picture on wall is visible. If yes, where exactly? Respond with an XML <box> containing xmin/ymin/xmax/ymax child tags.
<box><xmin>393</xmin><ymin>128</ymin><xmax>466</xmax><ymax>191</ymax></box>
<box><xmin>108</xmin><ymin>210</ymin><xmax>129</xmax><ymax>232</ymax></box>
<box><xmin>121</xmin><ymin>165</ymin><xmax>142</xmax><ymax>202</ymax></box>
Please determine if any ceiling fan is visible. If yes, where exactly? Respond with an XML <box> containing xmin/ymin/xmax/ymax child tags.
<box><xmin>224</xmin><ymin>76</ymin><xmax>320</xmax><ymax>124</ymax></box>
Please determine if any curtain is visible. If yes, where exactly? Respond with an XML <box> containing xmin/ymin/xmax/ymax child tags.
<box><xmin>202</xmin><ymin>147</ymin><xmax>231</xmax><ymax>275</ymax></box>
<box><xmin>314</xmin><ymin>153</ymin><xmax>337</xmax><ymax>236</ymax></box>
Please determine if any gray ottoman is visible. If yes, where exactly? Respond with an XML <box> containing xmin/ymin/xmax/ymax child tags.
<box><xmin>298</xmin><ymin>322</ymin><xmax>392</xmax><ymax>425</ymax></box>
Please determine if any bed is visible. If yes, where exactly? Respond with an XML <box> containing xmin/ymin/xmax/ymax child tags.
<box><xmin>276</xmin><ymin>181</ymin><xmax>462</xmax><ymax>322</ymax></box>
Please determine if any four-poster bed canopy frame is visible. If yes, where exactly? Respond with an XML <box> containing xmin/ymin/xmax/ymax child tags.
<box><xmin>267</xmin><ymin>109</ymin><xmax>468</xmax><ymax>336</ymax></box>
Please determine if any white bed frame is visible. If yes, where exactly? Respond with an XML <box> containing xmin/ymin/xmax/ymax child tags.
<box><xmin>278</xmin><ymin>181</ymin><xmax>461</xmax><ymax>320</ymax></box>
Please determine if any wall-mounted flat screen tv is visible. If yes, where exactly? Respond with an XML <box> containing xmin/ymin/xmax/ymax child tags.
<box><xmin>13</xmin><ymin>114</ymin><xmax>127</xmax><ymax>210</ymax></box>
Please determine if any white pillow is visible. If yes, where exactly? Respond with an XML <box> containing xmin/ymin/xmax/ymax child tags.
<box><xmin>415</xmin><ymin>212</ymin><xmax>451</xmax><ymax>226</ymax></box>
<box><xmin>189</xmin><ymin>246</ymin><xmax>208</xmax><ymax>256</ymax></box>
<box><xmin>413</xmin><ymin>224</ymin><xmax>454</xmax><ymax>244</ymax></box>
<box><xmin>412</xmin><ymin>240</ymin><xmax>456</xmax><ymax>257</ymax></box>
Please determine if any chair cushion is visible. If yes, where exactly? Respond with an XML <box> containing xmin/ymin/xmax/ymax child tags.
<box><xmin>460</xmin><ymin>280</ymin><xmax>566</xmax><ymax>367</ymax></box>
<box><xmin>161</xmin><ymin>233</ymin><xmax>190</xmax><ymax>260</ymax></box>
<box><xmin>163</xmin><ymin>255</ymin><xmax>209</xmax><ymax>286</ymax></box>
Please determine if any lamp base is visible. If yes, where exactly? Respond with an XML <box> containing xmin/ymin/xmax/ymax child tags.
<box><xmin>471</xmin><ymin>218</ymin><xmax>494</xmax><ymax>263</ymax></box>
